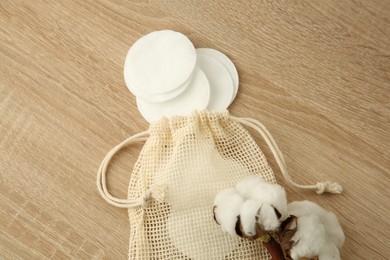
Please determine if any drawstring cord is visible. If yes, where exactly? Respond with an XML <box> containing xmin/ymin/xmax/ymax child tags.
<box><xmin>97</xmin><ymin>131</ymin><xmax>151</xmax><ymax>208</ymax></box>
<box><xmin>231</xmin><ymin>116</ymin><xmax>342</xmax><ymax>194</ymax></box>
<box><xmin>97</xmin><ymin>115</ymin><xmax>342</xmax><ymax>209</ymax></box>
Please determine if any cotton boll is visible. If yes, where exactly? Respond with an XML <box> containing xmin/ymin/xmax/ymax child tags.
<box><xmin>258</xmin><ymin>203</ymin><xmax>281</xmax><ymax>231</ymax></box>
<box><xmin>250</xmin><ymin>182</ymin><xmax>289</xmax><ymax>221</ymax></box>
<box><xmin>318</xmin><ymin>242</ymin><xmax>341</xmax><ymax>260</ymax></box>
<box><xmin>289</xmin><ymin>214</ymin><xmax>327</xmax><ymax>260</ymax></box>
<box><xmin>235</xmin><ymin>175</ymin><xmax>265</xmax><ymax>199</ymax></box>
<box><xmin>213</xmin><ymin>188</ymin><xmax>244</xmax><ymax>236</ymax></box>
<box><xmin>286</xmin><ymin>200</ymin><xmax>344</xmax><ymax>260</ymax></box>
<box><xmin>239</xmin><ymin>199</ymin><xmax>263</xmax><ymax>237</ymax></box>
<box><xmin>288</xmin><ymin>200</ymin><xmax>345</xmax><ymax>249</ymax></box>
<box><xmin>323</xmin><ymin>213</ymin><xmax>344</xmax><ymax>248</ymax></box>
<box><xmin>214</xmin><ymin>188</ymin><xmax>237</xmax><ymax>206</ymax></box>
<box><xmin>239</xmin><ymin>199</ymin><xmax>280</xmax><ymax>239</ymax></box>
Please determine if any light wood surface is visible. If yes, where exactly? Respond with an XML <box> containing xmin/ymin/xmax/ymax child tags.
<box><xmin>1</xmin><ymin>0</ymin><xmax>389</xmax><ymax>259</ymax></box>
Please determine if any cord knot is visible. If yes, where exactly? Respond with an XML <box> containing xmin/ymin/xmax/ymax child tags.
<box><xmin>140</xmin><ymin>185</ymin><xmax>168</xmax><ymax>208</ymax></box>
<box><xmin>316</xmin><ymin>181</ymin><xmax>343</xmax><ymax>194</ymax></box>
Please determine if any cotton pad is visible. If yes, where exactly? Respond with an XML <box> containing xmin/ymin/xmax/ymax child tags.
<box><xmin>128</xmin><ymin>76</ymin><xmax>192</xmax><ymax>103</ymax></box>
<box><xmin>196</xmin><ymin>51</ymin><xmax>234</xmax><ymax>111</ymax></box>
<box><xmin>136</xmin><ymin>67</ymin><xmax>210</xmax><ymax>123</ymax></box>
<box><xmin>124</xmin><ymin>30</ymin><xmax>196</xmax><ymax>98</ymax></box>
<box><xmin>196</xmin><ymin>48</ymin><xmax>239</xmax><ymax>101</ymax></box>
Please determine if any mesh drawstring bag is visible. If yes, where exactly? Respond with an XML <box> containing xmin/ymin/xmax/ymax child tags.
<box><xmin>97</xmin><ymin>110</ymin><xmax>342</xmax><ymax>259</ymax></box>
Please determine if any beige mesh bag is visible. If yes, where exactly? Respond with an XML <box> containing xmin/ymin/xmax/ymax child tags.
<box><xmin>97</xmin><ymin>110</ymin><xmax>341</xmax><ymax>259</ymax></box>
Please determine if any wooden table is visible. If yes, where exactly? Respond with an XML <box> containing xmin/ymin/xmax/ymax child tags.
<box><xmin>1</xmin><ymin>1</ymin><xmax>389</xmax><ymax>259</ymax></box>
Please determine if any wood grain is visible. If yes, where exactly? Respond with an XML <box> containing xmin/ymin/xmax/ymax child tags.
<box><xmin>1</xmin><ymin>0</ymin><xmax>389</xmax><ymax>259</ymax></box>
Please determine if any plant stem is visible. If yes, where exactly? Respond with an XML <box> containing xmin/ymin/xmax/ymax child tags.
<box><xmin>263</xmin><ymin>235</ymin><xmax>287</xmax><ymax>260</ymax></box>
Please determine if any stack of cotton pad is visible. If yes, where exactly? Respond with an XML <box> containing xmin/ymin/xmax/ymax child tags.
<box><xmin>124</xmin><ymin>30</ymin><xmax>239</xmax><ymax>123</ymax></box>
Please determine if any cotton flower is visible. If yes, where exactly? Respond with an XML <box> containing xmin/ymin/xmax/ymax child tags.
<box><xmin>214</xmin><ymin>175</ymin><xmax>288</xmax><ymax>240</ymax></box>
<box><xmin>239</xmin><ymin>199</ymin><xmax>264</xmax><ymax>238</ymax></box>
<box><xmin>288</xmin><ymin>200</ymin><xmax>345</xmax><ymax>249</ymax></box>
<box><xmin>282</xmin><ymin>200</ymin><xmax>345</xmax><ymax>260</ymax></box>
<box><xmin>214</xmin><ymin>177</ymin><xmax>298</xmax><ymax>258</ymax></box>
<box><xmin>213</xmin><ymin>187</ymin><xmax>244</xmax><ymax>236</ymax></box>
<box><xmin>214</xmin><ymin>176</ymin><xmax>288</xmax><ymax>239</ymax></box>
<box><xmin>251</xmin><ymin>182</ymin><xmax>288</xmax><ymax>221</ymax></box>
<box><xmin>236</xmin><ymin>175</ymin><xmax>288</xmax><ymax>222</ymax></box>
<box><xmin>289</xmin><ymin>214</ymin><xmax>328</xmax><ymax>259</ymax></box>
<box><xmin>258</xmin><ymin>203</ymin><xmax>283</xmax><ymax>231</ymax></box>
<box><xmin>318</xmin><ymin>242</ymin><xmax>342</xmax><ymax>260</ymax></box>
<box><xmin>235</xmin><ymin>175</ymin><xmax>265</xmax><ymax>199</ymax></box>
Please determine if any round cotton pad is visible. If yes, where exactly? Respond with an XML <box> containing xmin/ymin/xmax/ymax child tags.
<box><xmin>196</xmin><ymin>52</ymin><xmax>234</xmax><ymax>111</ymax></box>
<box><xmin>128</xmin><ymin>75</ymin><xmax>192</xmax><ymax>103</ymax></box>
<box><xmin>124</xmin><ymin>30</ymin><xmax>196</xmax><ymax>96</ymax></box>
<box><xmin>196</xmin><ymin>48</ymin><xmax>239</xmax><ymax>101</ymax></box>
<box><xmin>137</xmin><ymin>67</ymin><xmax>210</xmax><ymax>123</ymax></box>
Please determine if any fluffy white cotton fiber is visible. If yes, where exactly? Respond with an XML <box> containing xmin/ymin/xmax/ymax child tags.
<box><xmin>287</xmin><ymin>200</ymin><xmax>345</xmax><ymax>260</ymax></box>
<box><xmin>214</xmin><ymin>178</ymin><xmax>345</xmax><ymax>260</ymax></box>
<box><xmin>236</xmin><ymin>175</ymin><xmax>288</xmax><ymax>221</ymax></box>
<box><xmin>235</xmin><ymin>175</ymin><xmax>265</xmax><ymax>199</ymax></box>
<box><xmin>289</xmin><ymin>214</ymin><xmax>327</xmax><ymax>259</ymax></box>
<box><xmin>214</xmin><ymin>175</ymin><xmax>288</xmax><ymax>237</ymax></box>
<box><xmin>288</xmin><ymin>200</ymin><xmax>345</xmax><ymax>249</ymax></box>
<box><xmin>239</xmin><ymin>199</ymin><xmax>263</xmax><ymax>237</ymax></box>
<box><xmin>213</xmin><ymin>188</ymin><xmax>244</xmax><ymax>236</ymax></box>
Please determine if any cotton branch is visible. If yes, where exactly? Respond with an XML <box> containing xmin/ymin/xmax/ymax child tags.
<box><xmin>212</xmin><ymin>176</ymin><xmax>345</xmax><ymax>260</ymax></box>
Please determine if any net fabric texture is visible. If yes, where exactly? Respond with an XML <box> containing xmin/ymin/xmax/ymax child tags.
<box><xmin>127</xmin><ymin>110</ymin><xmax>276</xmax><ymax>259</ymax></box>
